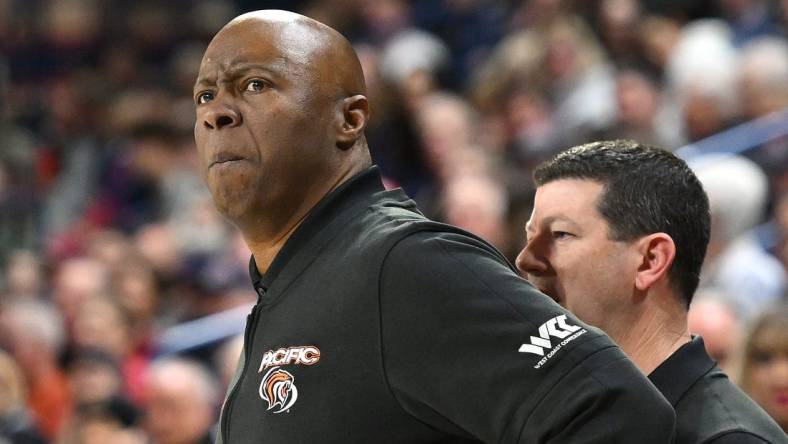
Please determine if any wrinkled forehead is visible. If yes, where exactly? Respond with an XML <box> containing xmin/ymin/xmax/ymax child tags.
<box><xmin>534</xmin><ymin>179</ymin><xmax>605</xmax><ymax>211</ymax></box>
<box><xmin>198</xmin><ymin>17</ymin><xmax>323</xmax><ymax>79</ymax></box>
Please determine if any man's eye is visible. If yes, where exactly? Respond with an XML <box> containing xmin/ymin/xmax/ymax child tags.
<box><xmin>196</xmin><ymin>91</ymin><xmax>214</xmax><ymax>105</ymax></box>
<box><xmin>245</xmin><ymin>79</ymin><xmax>266</xmax><ymax>92</ymax></box>
<box><xmin>552</xmin><ymin>231</ymin><xmax>572</xmax><ymax>240</ymax></box>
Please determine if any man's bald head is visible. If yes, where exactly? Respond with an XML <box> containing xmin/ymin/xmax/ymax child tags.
<box><xmin>207</xmin><ymin>10</ymin><xmax>365</xmax><ymax>100</ymax></box>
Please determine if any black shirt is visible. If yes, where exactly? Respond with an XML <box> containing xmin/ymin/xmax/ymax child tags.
<box><xmin>649</xmin><ymin>336</ymin><xmax>788</xmax><ymax>443</ymax></box>
<box><xmin>217</xmin><ymin>166</ymin><xmax>675</xmax><ymax>443</ymax></box>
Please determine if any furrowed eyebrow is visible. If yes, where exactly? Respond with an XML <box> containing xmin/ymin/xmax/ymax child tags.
<box><xmin>528</xmin><ymin>215</ymin><xmax>579</xmax><ymax>231</ymax></box>
<box><xmin>223</xmin><ymin>63</ymin><xmax>281</xmax><ymax>79</ymax></box>
<box><xmin>194</xmin><ymin>61</ymin><xmax>287</xmax><ymax>91</ymax></box>
<box><xmin>194</xmin><ymin>75</ymin><xmax>214</xmax><ymax>90</ymax></box>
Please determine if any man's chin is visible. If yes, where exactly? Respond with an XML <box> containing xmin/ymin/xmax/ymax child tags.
<box><xmin>211</xmin><ymin>196</ymin><xmax>247</xmax><ymax>222</ymax></box>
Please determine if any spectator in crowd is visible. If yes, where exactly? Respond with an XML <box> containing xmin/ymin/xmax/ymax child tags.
<box><xmin>600</xmin><ymin>67</ymin><xmax>668</xmax><ymax>148</ymax></box>
<box><xmin>738</xmin><ymin>37</ymin><xmax>788</xmax><ymax>172</ymax></box>
<box><xmin>412</xmin><ymin>91</ymin><xmax>494</xmax><ymax>216</ymax></box>
<box><xmin>58</xmin><ymin>397</ymin><xmax>145</xmax><ymax>444</ymax></box>
<box><xmin>595</xmin><ymin>0</ymin><xmax>643</xmax><ymax>65</ymax></box>
<box><xmin>2</xmin><ymin>250</ymin><xmax>43</xmax><ymax>302</ymax></box>
<box><xmin>441</xmin><ymin>172</ymin><xmax>509</xmax><ymax>253</ymax></box>
<box><xmin>688</xmin><ymin>295</ymin><xmax>743</xmax><ymax>375</ymax></box>
<box><xmin>71</xmin><ymin>297</ymin><xmax>133</xmax><ymax>362</ymax></box>
<box><xmin>65</xmin><ymin>348</ymin><xmax>125</xmax><ymax>406</ymax></box>
<box><xmin>51</xmin><ymin>257</ymin><xmax>109</xmax><ymax>335</ymax></box>
<box><xmin>543</xmin><ymin>17</ymin><xmax>617</xmax><ymax>147</ymax></box>
<box><xmin>0</xmin><ymin>301</ymin><xmax>70</xmax><ymax>441</ymax></box>
<box><xmin>738</xmin><ymin>38</ymin><xmax>788</xmax><ymax>121</ymax></box>
<box><xmin>692</xmin><ymin>154</ymin><xmax>786</xmax><ymax>321</ymax></box>
<box><xmin>143</xmin><ymin>358</ymin><xmax>217</xmax><ymax>444</ymax></box>
<box><xmin>379</xmin><ymin>28</ymin><xmax>449</xmax><ymax>110</ymax></box>
<box><xmin>414</xmin><ymin>92</ymin><xmax>483</xmax><ymax>183</ymax></box>
<box><xmin>667</xmin><ymin>20</ymin><xmax>740</xmax><ymax>144</ymax></box>
<box><xmin>739</xmin><ymin>303</ymin><xmax>788</xmax><ymax>433</ymax></box>
<box><xmin>0</xmin><ymin>350</ymin><xmax>46</xmax><ymax>444</ymax></box>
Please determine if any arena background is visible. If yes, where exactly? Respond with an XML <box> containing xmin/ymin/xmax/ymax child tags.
<box><xmin>0</xmin><ymin>0</ymin><xmax>786</xmax><ymax>443</ymax></box>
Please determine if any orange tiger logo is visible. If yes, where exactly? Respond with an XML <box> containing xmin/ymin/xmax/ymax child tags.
<box><xmin>259</xmin><ymin>367</ymin><xmax>298</xmax><ymax>413</ymax></box>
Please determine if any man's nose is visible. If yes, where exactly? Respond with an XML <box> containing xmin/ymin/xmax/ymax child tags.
<box><xmin>515</xmin><ymin>241</ymin><xmax>549</xmax><ymax>277</ymax></box>
<box><xmin>202</xmin><ymin>102</ymin><xmax>242</xmax><ymax>130</ymax></box>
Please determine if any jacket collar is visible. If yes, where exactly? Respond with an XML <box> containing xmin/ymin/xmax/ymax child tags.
<box><xmin>648</xmin><ymin>336</ymin><xmax>717</xmax><ymax>406</ymax></box>
<box><xmin>248</xmin><ymin>166</ymin><xmax>387</xmax><ymax>298</ymax></box>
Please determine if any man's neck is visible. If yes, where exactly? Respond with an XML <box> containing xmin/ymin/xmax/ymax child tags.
<box><xmin>613</xmin><ymin>293</ymin><xmax>691</xmax><ymax>375</ymax></box>
<box><xmin>245</xmin><ymin>220</ymin><xmax>304</xmax><ymax>275</ymax></box>
<box><xmin>241</xmin><ymin>161</ymin><xmax>369</xmax><ymax>275</ymax></box>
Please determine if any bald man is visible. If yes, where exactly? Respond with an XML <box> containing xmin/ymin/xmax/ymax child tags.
<box><xmin>194</xmin><ymin>11</ymin><xmax>675</xmax><ymax>443</ymax></box>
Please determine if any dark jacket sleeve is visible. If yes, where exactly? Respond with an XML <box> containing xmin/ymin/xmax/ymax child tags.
<box><xmin>379</xmin><ymin>231</ymin><xmax>675</xmax><ymax>443</ymax></box>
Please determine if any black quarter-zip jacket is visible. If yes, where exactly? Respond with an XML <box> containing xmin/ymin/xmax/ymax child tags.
<box><xmin>217</xmin><ymin>166</ymin><xmax>676</xmax><ymax>444</ymax></box>
<box><xmin>649</xmin><ymin>337</ymin><xmax>787</xmax><ymax>443</ymax></box>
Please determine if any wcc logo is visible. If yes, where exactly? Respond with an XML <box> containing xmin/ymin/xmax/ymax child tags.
<box><xmin>519</xmin><ymin>315</ymin><xmax>587</xmax><ymax>369</ymax></box>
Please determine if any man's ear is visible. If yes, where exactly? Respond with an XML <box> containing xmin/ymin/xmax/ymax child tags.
<box><xmin>634</xmin><ymin>233</ymin><xmax>676</xmax><ymax>292</ymax></box>
<box><xmin>336</xmin><ymin>95</ymin><xmax>369</xmax><ymax>150</ymax></box>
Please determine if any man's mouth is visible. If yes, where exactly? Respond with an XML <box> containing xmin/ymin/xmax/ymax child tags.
<box><xmin>210</xmin><ymin>153</ymin><xmax>245</xmax><ymax>168</ymax></box>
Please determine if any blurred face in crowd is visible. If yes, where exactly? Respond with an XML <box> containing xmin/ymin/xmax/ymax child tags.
<box><xmin>144</xmin><ymin>363</ymin><xmax>214</xmax><ymax>444</ymax></box>
<box><xmin>193</xmin><ymin>13</ymin><xmax>351</xmax><ymax>228</ymax></box>
<box><xmin>682</xmin><ymin>87</ymin><xmax>727</xmax><ymax>142</ymax></box>
<box><xmin>687</xmin><ymin>298</ymin><xmax>740</xmax><ymax>374</ymax></box>
<box><xmin>442</xmin><ymin>174</ymin><xmax>507</xmax><ymax>250</ymax></box>
<box><xmin>76</xmin><ymin>417</ymin><xmax>146</xmax><ymax>444</ymax></box>
<box><xmin>4</xmin><ymin>250</ymin><xmax>42</xmax><ymax>297</ymax></box>
<box><xmin>616</xmin><ymin>70</ymin><xmax>657</xmax><ymax>127</ymax></box>
<box><xmin>0</xmin><ymin>351</ymin><xmax>25</xmax><ymax>415</ymax></box>
<box><xmin>416</xmin><ymin>95</ymin><xmax>474</xmax><ymax>181</ymax></box>
<box><xmin>742</xmin><ymin>319</ymin><xmax>788</xmax><ymax>431</ymax></box>
<box><xmin>72</xmin><ymin>297</ymin><xmax>132</xmax><ymax>359</ymax></box>
<box><xmin>516</xmin><ymin>179</ymin><xmax>642</xmax><ymax>337</ymax></box>
<box><xmin>53</xmin><ymin>257</ymin><xmax>109</xmax><ymax>335</ymax></box>
<box><xmin>640</xmin><ymin>17</ymin><xmax>681</xmax><ymax>70</ymax></box>
<box><xmin>68</xmin><ymin>358</ymin><xmax>123</xmax><ymax>404</ymax></box>
<box><xmin>114</xmin><ymin>261</ymin><xmax>158</xmax><ymax>330</ymax></box>
<box><xmin>0</xmin><ymin>303</ymin><xmax>63</xmax><ymax>372</ymax></box>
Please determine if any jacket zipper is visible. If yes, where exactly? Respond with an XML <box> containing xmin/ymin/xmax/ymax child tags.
<box><xmin>221</xmin><ymin>300</ymin><xmax>262</xmax><ymax>442</ymax></box>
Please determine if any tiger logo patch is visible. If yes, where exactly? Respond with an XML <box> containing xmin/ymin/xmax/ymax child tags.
<box><xmin>259</xmin><ymin>367</ymin><xmax>298</xmax><ymax>413</ymax></box>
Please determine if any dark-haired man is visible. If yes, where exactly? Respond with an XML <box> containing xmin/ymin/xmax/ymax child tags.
<box><xmin>194</xmin><ymin>10</ymin><xmax>675</xmax><ymax>443</ymax></box>
<box><xmin>517</xmin><ymin>140</ymin><xmax>788</xmax><ymax>443</ymax></box>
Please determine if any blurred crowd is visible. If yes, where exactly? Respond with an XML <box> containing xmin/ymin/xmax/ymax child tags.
<box><xmin>0</xmin><ymin>0</ymin><xmax>787</xmax><ymax>442</ymax></box>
